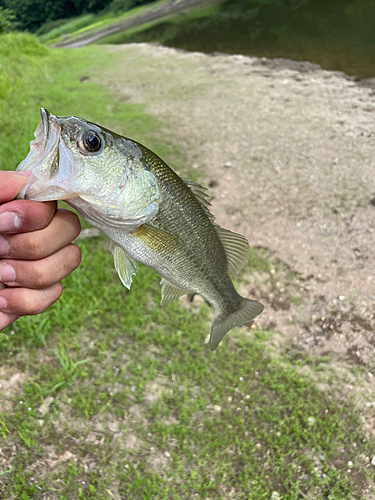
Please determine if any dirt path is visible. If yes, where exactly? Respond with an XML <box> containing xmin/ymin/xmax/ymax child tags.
<box><xmin>94</xmin><ymin>42</ymin><xmax>375</xmax><ymax>428</ymax></box>
<box><xmin>54</xmin><ymin>0</ymin><xmax>222</xmax><ymax>48</ymax></box>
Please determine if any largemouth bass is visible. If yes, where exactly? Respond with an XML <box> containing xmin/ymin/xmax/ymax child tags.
<box><xmin>17</xmin><ymin>109</ymin><xmax>263</xmax><ymax>349</ymax></box>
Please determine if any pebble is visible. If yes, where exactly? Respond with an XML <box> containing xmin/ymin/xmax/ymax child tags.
<box><xmin>371</xmin><ymin>456</ymin><xmax>375</xmax><ymax>466</ymax></box>
<box><xmin>37</xmin><ymin>396</ymin><xmax>54</xmax><ymax>417</ymax></box>
<box><xmin>213</xmin><ymin>405</ymin><xmax>222</xmax><ymax>413</ymax></box>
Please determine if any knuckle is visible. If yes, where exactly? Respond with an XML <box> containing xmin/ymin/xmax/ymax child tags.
<box><xmin>26</xmin><ymin>200</ymin><xmax>57</xmax><ymax>230</ymax></box>
<box><xmin>24</xmin><ymin>284</ymin><xmax>62</xmax><ymax>315</ymax></box>
<box><xmin>23</xmin><ymin>233</ymin><xmax>42</xmax><ymax>259</ymax></box>
<box><xmin>70</xmin><ymin>244</ymin><xmax>82</xmax><ymax>268</ymax></box>
<box><xmin>32</xmin><ymin>263</ymin><xmax>49</xmax><ymax>289</ymax></box>
<box><xmin>51</xmin><ymin>283</ymin><xmax>63</xmax><ymax>303</ymax></box>
<box><xmin>21</xmin><ymin>292</ymin><xmax>44</xmax><ymax>315</ymax></box>
<box><xmin>71</xmin><ymin>215</ymin><xmax>82</xmax><ymax>240</ymax></box>
<box><xmin>61</xmin><ymin>245</ymin><xmax>81</xmax><ymax>276</ymax></box>
<box><xmin>58</xmin><ymin>210</ymin><xmax>82</xmax><ymax>241</ymax></box>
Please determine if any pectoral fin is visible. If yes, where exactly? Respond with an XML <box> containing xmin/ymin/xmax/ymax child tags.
<box><xmin>110</xmin><ymin>242</ymin><xmax>138</xmax><ymax>289</ymax></box>
<box><xmin>133</xmin><ymin>225</ymin><xmax>188</xmax><ymax>304</ymax></box>
<box><xmin>134</xmin><ymin>224</ymin><xmax>180</xmax><ymax>254</ymax></box>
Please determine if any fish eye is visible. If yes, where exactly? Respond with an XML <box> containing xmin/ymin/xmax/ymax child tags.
<box><xmin>81</xmin><ymin>130</ymin><xmax>102</xmax><ymax>153</ymax></box>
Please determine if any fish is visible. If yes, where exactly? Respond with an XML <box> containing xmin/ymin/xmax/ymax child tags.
<box><xmin>17</xmin><ymin>108</ymin><xmax>263</xmax><ymax>350</ymax></box>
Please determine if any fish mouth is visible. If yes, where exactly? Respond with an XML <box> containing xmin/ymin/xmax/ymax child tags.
<box><xmin>17</xmin><ymin>108</ymin><xmax>55</xmax><ymax>173</ymax></box>
<box><xmin>16</xmin><ymin>108</ymin><xmax>74</xmax><ymax>201</ymax></box>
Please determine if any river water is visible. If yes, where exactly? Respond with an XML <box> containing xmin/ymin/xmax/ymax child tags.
<box><xmin>104</xmin><ymin>0</ymin><xmax>375</xmax><ymax>81</ymax></box>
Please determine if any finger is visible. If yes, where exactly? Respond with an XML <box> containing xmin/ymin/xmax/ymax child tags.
<box><xmin>0</xmin><ymin>171</ymin><xmax>30</xmax><ymax>204</ymax></box>
<box><xmin>0</xmin><ymin>312</ymin><xmax>20</xmax><ymax>332</ymax></box>
<box><xmin>0</xmin><ymin>283</ymin><xmax>63</xmax><ymax>316</ymax></box>
<box><xmin>0</xmin><ymin>244</ymin><xmax>81</xmax><ymax>289</ymax></box>
<box><xmin>0</xmin><ymin>200</ymin><xmax>56</xmax><ymax>234</ymax></box>
<box><xmin>0</xmin><ymin>209</ymin><xmax>81</xmax><ymax>259</ymax></box>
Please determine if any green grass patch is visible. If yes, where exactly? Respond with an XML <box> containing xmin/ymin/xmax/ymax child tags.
<box><xmin>37</xmin><ymin>14</ymin><xmax>96</xmax><ymax>44</ymax></box>
<box><xmin>0</xmin><ymin>33</ymin><xmax>171</xmax><ymax>173</ymax></box>
<box><xmin>0</xmin><ymin>235</ymin><xmax>374</xmax><ymax>498</ymax></box>
<box><xmin>39</xmin><ymin>0</ymin><xmax>170</xmax><ymax>46</ymax></box>
<box><xmin>0</xmin><ymin>33</ymin><xmax>374</xmax><ymax>499</ymax></box>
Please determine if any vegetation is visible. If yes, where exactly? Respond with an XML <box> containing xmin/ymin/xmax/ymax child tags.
<box><xmin>36</xmin><ymin>0</ymin><xmax>169</xmax><ymax>46</ymax></box>
<box><xmin>0</xmin><ymin>33</ymin><xmax>374</xmax><ymax>498</ymax></box>
<box><xmin>0</xmin><ymin>0</ymin><xmax>156</xmax><ymax>33</ymax></box>
<box><xmin>0</xmin><ymin>6</ymin><xmax>14</xmax><ymax>33</ymax></box>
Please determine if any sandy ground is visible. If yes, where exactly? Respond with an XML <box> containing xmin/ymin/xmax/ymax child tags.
<box><xmin>93</xmin><ymin>42</ymin><xmax>375</xmax><ymax>430</ymax></box>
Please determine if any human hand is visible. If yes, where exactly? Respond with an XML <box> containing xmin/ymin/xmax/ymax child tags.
<box><xmin>0</xmin><ymin>171</ymin><xmax>81</xmax><ymax>332</ymax></box>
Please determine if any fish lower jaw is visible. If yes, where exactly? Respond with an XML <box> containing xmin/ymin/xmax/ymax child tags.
<box><xmin>22</xmin><ymin>182</ymin><xmax>79</xmax><ymax>202</ymax></box>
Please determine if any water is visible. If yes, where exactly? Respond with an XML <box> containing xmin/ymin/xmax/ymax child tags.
<box><xmin>103</xmin><ymin>0</ymin><xmax>375</xmax><ymax>80</ymax></box>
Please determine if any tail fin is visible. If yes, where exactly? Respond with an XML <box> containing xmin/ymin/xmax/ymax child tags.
<box><xmin>209</xmin><ymin>298</ymin><xmax>264</xmax><ymax>350</ymax></box>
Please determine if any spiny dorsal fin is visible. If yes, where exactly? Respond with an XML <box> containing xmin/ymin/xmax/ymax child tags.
<box><xmin>215</xmin><ymin>226</ymin><xmax>250</xmax><ymax>275</ymax></box>
<box><xmin>110</xmin><ymin>242</ymin><xmax>138</xmax><ymax>289</ymax></box>
<box><xmin>183</xmin><ymin>178</ymin><xmax>214</xmax><ymax>221</ymax></box>
<box><xmin>160</xmin><ymin>278</ymin><xmax>188</xmax><ymax>305</ymax></box>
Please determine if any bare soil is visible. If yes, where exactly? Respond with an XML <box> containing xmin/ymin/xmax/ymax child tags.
<box><xmin>94</xmin><ymin>42</ymin><xmax>375</xmax><ymax>432</ymax></box>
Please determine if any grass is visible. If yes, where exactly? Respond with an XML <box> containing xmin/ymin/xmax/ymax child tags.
<box><xmin>37</xmin><ymin>14</ymin><xmax>96</xmax><ymax>44</ymax></box>
<box><xmin>1</xmin><ymin>237</ymin><xmax>374</xmax><ymax>498</ymax></box>
<box><xmin>0</xmin><ymin>33</ymin><xmax>374</xmax><ymax>498</ymax></box>
<box><xmin>38</xmin><ymin>0</ymin><xmax>170</xmax><ymax>46</ymax></box>
<box><xmin>0</xmin><ymin>33</ymin><xmax>170</xmax><ymax>173</ymax></box>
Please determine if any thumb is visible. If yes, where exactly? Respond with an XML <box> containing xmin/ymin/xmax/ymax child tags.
<box><xmin>0</xmin><ymin>171</ymin><xmax>31</xmax><ymax>205</ymax></box>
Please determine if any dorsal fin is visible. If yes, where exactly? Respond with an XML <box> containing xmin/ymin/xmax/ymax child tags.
<box><xmin>183</xmin><ymin>178</ymin><xmax>214</xmax><ymax>221</ymax></box>
<box><xmin>183</xmin><ymin>178</ymin><xmax>249</xmax><ymax>275</ymax></box>
<box><xmin>215</xmin><ymin>226</ymin><xmax>250</xmax><ymax>275</ymax></box>
<box><xmin>110</xmin><ymin>242</ymin><xmax>138</xmax><ymax>289</ymax></box>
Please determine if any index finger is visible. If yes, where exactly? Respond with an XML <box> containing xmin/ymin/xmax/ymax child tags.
<box><xmin>0</xmin><ymin>171</ymin><xmax>30</xmax><ymax>204</ymax></box>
